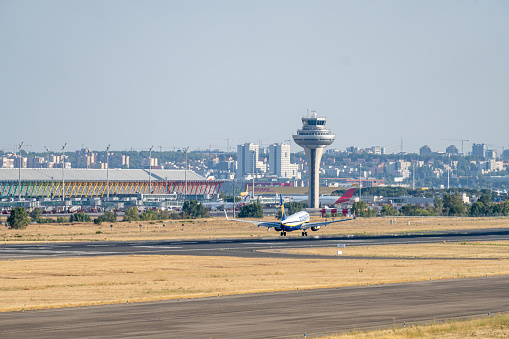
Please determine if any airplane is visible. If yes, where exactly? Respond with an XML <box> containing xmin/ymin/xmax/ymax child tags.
<box><xmin>285</xmin><ymin>184</ymin><xmax>358</xmax><ymax>206</ymax></box>
<box><xmin>202</xmin><ymin>194</ymin><xmax>251</xmax><ymax>211</ymax></box>
<box><xmin>225</xmin><ymin>195</ymin><xmax>355</xmax><ymax>237</ymax></box>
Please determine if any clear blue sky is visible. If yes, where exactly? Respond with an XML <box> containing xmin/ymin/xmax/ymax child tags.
<box><xmin>1</xmin><ymin>0</ymin><xmax>508</xmax><ymax>155</ymax></box>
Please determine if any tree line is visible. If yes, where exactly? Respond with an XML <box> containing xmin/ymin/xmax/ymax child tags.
<box><xmin>4</xmin><ymin>201</ymin><xmax>211</xmax><ymax>229</ymax></box>
<box><xmin>355</xmin><ymin>193</ymin><xmax>509</xmax><ymax>217</ymax></box>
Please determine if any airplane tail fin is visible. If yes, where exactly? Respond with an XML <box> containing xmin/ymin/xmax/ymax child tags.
<box><xmin>239</xmin><ymin>186</ymin><xmax>250</xmax><ymax>197</ymax></box>
<box><xmin>334</xmin><ymin>184</ymin><xmax>358</xmax><ymax>204</ymax></box>
<box><xmin>280</xmin><ymin>194</ymin><xmax>287</xmax><ymax>221</ymax></box>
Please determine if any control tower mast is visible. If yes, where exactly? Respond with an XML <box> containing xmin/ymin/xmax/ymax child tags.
<box><xmin>293</xmin><ymin>111</ymin><xmax>335</xmax><ymax>208</ymax></box>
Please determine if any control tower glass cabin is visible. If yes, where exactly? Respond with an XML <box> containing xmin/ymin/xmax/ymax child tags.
<box><xmin>292</xmin><ymin>112</ymin><xmax>335</xmax><ymax>208</ymax></box>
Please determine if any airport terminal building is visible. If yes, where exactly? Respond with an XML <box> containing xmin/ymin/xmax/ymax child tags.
<box><xmin>0</xmin><ymin>168</ymin><xmax>224</xmax><ymax>201</ymax></box>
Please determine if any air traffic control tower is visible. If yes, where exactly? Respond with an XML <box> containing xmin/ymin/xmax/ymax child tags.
<box><xmin>293</xmin><ymin>112</ymin><xmax>335</xmax><ymax>208</ymax></box>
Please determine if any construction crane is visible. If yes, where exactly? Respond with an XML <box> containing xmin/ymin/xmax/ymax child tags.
<box><xmin>441</xmin><ymin>139</ymin><xmax>469</xmax><ymax>154</ymax></box>
<box><xmin>206</xmin><ymin>144</ymin><xmax>220</xmax><ymax>152</ymax></box>
<box><xmin>157</xmin><ymin>146</ymin><xmax>174</xmax><ymax>153</ymax></box>
<box><xmin>210</xmin><ymin>138</ymin><xmax>233</xmax><ymax>153</ymax></box>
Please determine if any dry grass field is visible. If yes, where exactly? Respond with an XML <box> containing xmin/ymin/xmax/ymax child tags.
<box><xmin>0</xmin><ymin>216</ymin><xmax>508</xmax><ymax>242</ymax></box>
<box><xmin>282</xmin><ymin>241</ymin><xmax>509</xmax><ymax>259</ymax></box>
<box><xmin>1</xmin><ymin>245</ymin><xmax>508</xmax><ymax>312</ymax></box>
<box><xmin>322</xmin><ymin>313</ymin><xmax>509</xmax><ymax>338</ymax></box>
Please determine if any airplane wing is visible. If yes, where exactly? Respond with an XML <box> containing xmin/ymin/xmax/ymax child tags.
<box><xmin>224</xmin><ymin>210</ymin><xmax>280</xmax><ymax>229</ymax></box>
<box><xmin>299</xmin><ymin>216</ymin><xmax>355</xmax><ymax>230</ymax></box>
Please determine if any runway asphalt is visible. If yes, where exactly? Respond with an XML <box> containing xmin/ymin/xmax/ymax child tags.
<box><xmin>0</xmin><ymin>275</ymin><xmax>508</xmax><ymax>338</ymax></box>
<box><xmin>1</xmin><ymin>228</ymin><xmax>509</xmax><ymax>260</ymax></box>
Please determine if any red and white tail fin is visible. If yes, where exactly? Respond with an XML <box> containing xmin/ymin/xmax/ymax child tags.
<box><xmin>334</xmin><ymin>184</ymin><xmax>357</xmax><ymax>204</ymax></box>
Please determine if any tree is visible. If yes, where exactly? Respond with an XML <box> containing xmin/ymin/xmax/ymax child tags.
<box><xmin>469</xmin><ymin>201</ymin><xmax>485</xmax><ymax>216</ymax></box>
<box><xmin>7</xmin><ymin>207</ymin><xmax>30</xmax><ymax>229</ymax></box>
<box><xmin>102</xmin><ymin>211</ymin><xmax>117</xmax><ymax>223</ymax></box>
<box><xmin>434</xmin><ymin>197</ymin><xmax>443</xmax><ymax>216</ymax></box>
<box><xmin>399</xmin><ymin>204</ymin><xmax>436</xmax><ymax>216</ymax></box>
<box><xmin>94</xmin><ymin>210</ymin><xmax>118</xmax><ymax>224</ymax></box>
<box><xmin>238</xmin><ymin>202</ymin><xmax>264</xmax><ymax>218</ymax></box>
<box><xmin>69</xmin><ymin>211</ymin><xmax>92</xmax><ymax>223</ymax></box>
<box><xmin>141</xmin><ymin>209</ymin><xmax>159</xmax><ymax>221</ymax></box>
<box><xmin>478</xmin><ymin>194</ymin><xmax>492</xmax><ymax>207</ymax></box>
<box><xmin>442</xmin><ymin>193</ymin><xmax>466</xmax><ymax>216</ymax></box>
<box><xmin>123</xmin><ymin>206</ymin><xmax>140</xmax><ymax>222</ymax></box>
<box><xmin>381</xmin><ymin>204</ymin><xmax>398</xmax><ymax>216</ymax></box>
<box><xmin>182</xmin><ymin>201</ymin><xmax>209</xmax><ymax>219</ymax></box>
<box><xmin>29</xmin><ymin>208</ymin><xmax>42</xmax><ymax>222</ymax></box>
<box><xmin>56</xmin><ymin>216</ymin><xmax>67</xmax><ymax>223</ymax></box>
<box><xmin>351</xmin><ymin>201</ymin><xmax>368</xmax><ymax>216</ymax></box>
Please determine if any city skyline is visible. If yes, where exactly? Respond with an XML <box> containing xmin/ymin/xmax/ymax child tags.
<box><xmin>0</xmin><ymin>140</ymin><xmax>507</xmax><ymax>157</ymax></box>
<box><xmin>1</xmin><ymin>1</ymin><xmax>508</xmax><ymax>153</ymax></box>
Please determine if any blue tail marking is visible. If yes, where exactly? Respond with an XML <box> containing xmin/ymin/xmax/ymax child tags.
<box><xmin>280</xmin><ymin>194</ymin><xmax>287</xmax><ymax>221</ymax></box>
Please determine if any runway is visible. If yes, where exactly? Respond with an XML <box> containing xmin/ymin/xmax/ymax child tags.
<box><xmin>0</xmin><ymin>275</ymin><xmax>507</xmax><ymax>338</ymax></box>
<box><xmin>1</xmin><ymin>228</ymin><xmax>509</xmax><ymax>260</ymax></box>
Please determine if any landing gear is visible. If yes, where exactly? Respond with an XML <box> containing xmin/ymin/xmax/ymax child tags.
<box><xmin>301</xmin><ymin>231</ymin><xmax>308</xmax><ymax>236</ymax></box>
<box><xmin>280</xmin><ymin>231</ymin><xmax>287</xmax><ymax>237</ymax></box>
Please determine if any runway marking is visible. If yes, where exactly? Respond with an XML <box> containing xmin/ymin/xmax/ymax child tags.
<box><xmin>246</xmin><ymin>242</ymin><xmax>288</xmax><ymax>245</ymax></box>
<box><xmin>132</xmin><ymin>246</ymin><xmax>182</xmax><ymax>249</ymax></box>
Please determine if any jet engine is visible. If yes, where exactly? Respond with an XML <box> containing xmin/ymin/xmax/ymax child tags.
<box><xmin>311</xmin><ymin>226</ymin><xmax>320</xmax><ymax>231</ymax></box>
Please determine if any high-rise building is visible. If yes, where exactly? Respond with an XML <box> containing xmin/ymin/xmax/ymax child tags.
<box><xmin>76</xmin><ymin>148</ymin><xmax>96</xmax><ymax>168</ymax></box>
<box><xmin>502</xmin><ymin>150</ymin><xmax>509</xmax><ymax>160</ymax></box>
<box><xmin>97</xmin><ymin>152</ymin><xmax>130</xmax><ymax>168</ymax></box>
<box><xmin>419</xmin><ymin>145</ymin><xmax>432</xmax><ymax>155</ymax></box>
<box><xmin>293</xmin><ymin>111</ymin><xmax>335</xmax><ymax>208</ymax></box>
<box><xmin>472</xmin><ymin>143</ymin><xmax>486</xmax><ymax>157</ymax></box>
<box><xmin>141</xmin><ymin>157</ymin><xmax>158</xmax><ymax>168</ymax></box>
<box><xmin>236</xmin><ymin>143</ymin><xmax>266</xmax><ymax>178</ymax></box>
<box><xmin>486</xmin><ymin>149</ymin><xmax>498</xmax><ymax>160</ymax></box>
<box><xmin>268</xmin><ymin>143</ymin><xmax>299</xmax><ymax>178</ymax></box>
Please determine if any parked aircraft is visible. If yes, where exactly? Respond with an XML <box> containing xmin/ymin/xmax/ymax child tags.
<box><xmin>202</xmin><ymin>194</ymin><xmax>251</xmax><ymax>211</ymax></box>
<box><xmin>285</xmin><ymin>184</ymin><xmax>358</xmax><ymax>206</ymax></box>
<box><xmin>225</xmin><ymin>195</ymin><xmax>355</xmax><ymax>236</ymax></box>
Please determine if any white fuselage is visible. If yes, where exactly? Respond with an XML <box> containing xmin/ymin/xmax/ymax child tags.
<box><xmin>281</xmin><ymin>211</ymin><xmax>310</xmax><ymax>228</ymax></box>
<box><xmin>284</xmin><ymin>195</ymin><xmax>341</xmax><ymax>206</ymax></box>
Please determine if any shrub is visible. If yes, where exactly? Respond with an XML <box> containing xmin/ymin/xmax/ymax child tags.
<box><xmin>69</xmin><ymin>211</ymin><xmax>92</xmax><ymax>223</ymax></box>
<box><xmin>123</xmin><ymin>207</ymin><xmax>140</xmax><ymax>222</ymax></box>
<box><xmin>29</xmin><ymin>208</ymin><xmax>42</xmax><ymax>221</ymax></box>
<box><xmin>7</xmin><ymin>207</ymin><xmax>29</xmax><ymax>229</ymax></box>
<box><xmin>56</xmin><ymin>216</ymin><xmax>68</xmax><ymax>223</ymax></box>
<box><xmin>181</xmin><ymin>201</ymin><xmax>209</xmax><ymax>219</ymax></box>
<box><xmin>239</xmin><ymin>202</ymin><xmax>263</xmax><ymax>218</ymax></box>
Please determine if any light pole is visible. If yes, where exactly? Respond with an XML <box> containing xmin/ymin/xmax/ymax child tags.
<box><xmin>61</xmin><ymin>143</ymin><xmax>66</xmax><ymax>201</ymax></box>
<box><xmin>17</xmin><ymin>142</ymin><xmax>24</xmax><ymax>199</ymax></box>
<box><xmin>232</xmin><ymin>173</ymin><xmax>236</xmax><ymax>218</ymax></box>
<box><xmin>412</xmin><ymin>162</ymin><xmax>415</xmax><ymax>190</ymax></box>
<box><xmin>148</xmin><ymin>145</ymin><xmax>153</xmax><ymax>194</ymax></box>
<box><xmin>358</xmin><ymin>162</ymin><xmax>362</xmax><ymax>200</ymax></box>
<box><xmin>106</xmin><ymin>144</ymin><xmax>110</xmax><ymax>199</ymax></box>
<box><xmin>183</xmin><ymin>146</ymin><xmax>189</xmax><ymax>200</ymax></box>
<box><xmin>252</xmin><ymin>149</ymin><xmax>255</xmax><ymax>199</ymax></box>
<box><xmin>44</xmin><ymin>146</ymin><xmax>50</xmax><ymax>164</ymax></box>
